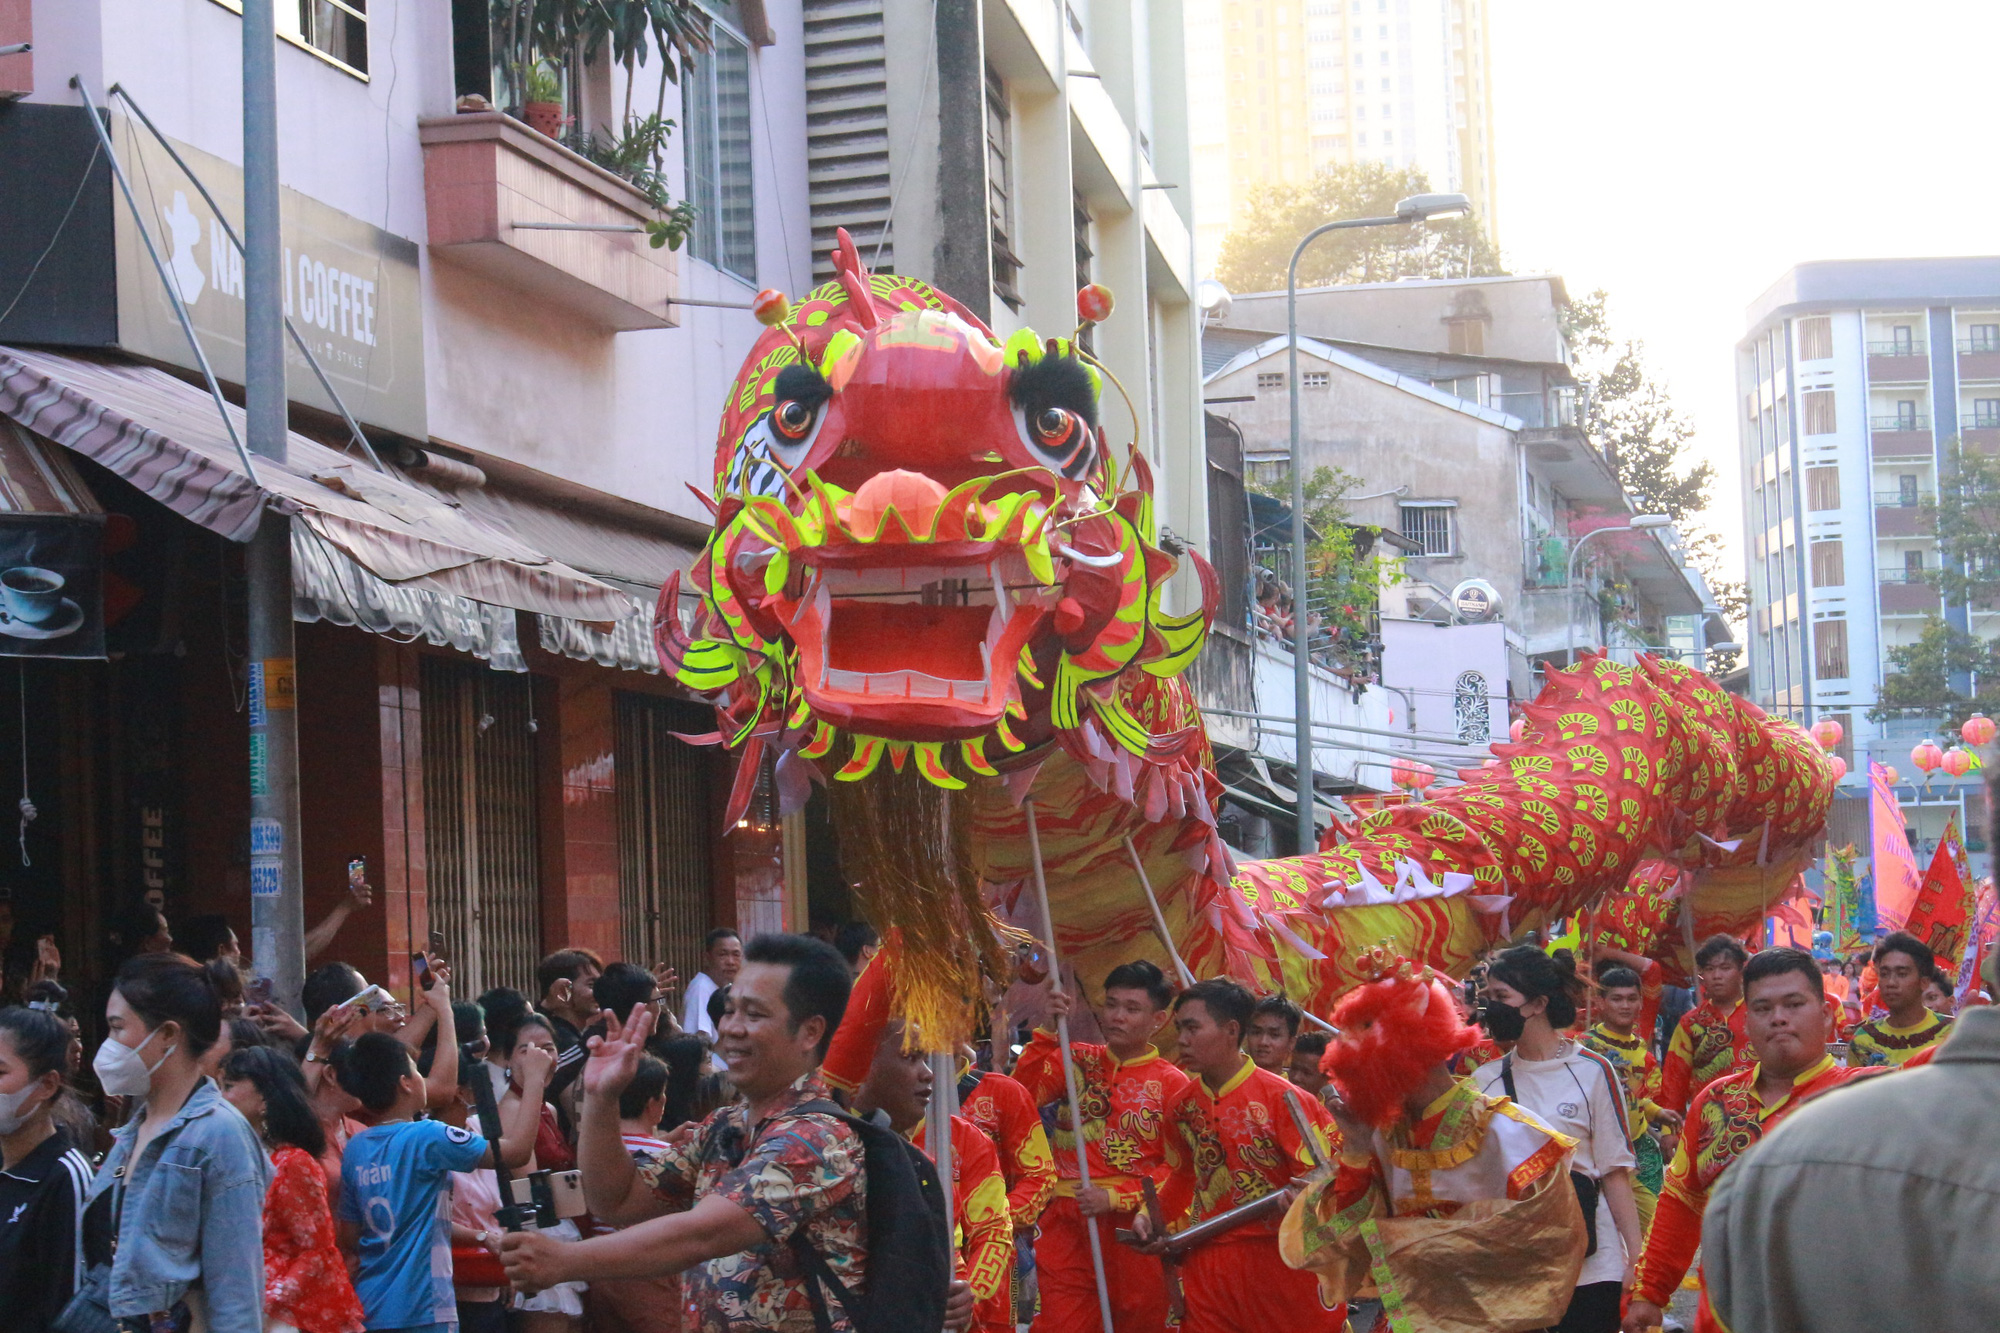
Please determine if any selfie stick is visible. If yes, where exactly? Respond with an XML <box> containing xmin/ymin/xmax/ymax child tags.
<box><xmin>471</xmin><ymin>1063</ymin><xmax>536</xmax><ymax>1232</ymax></box>
<box><xmin>1025</xmin><ymin>800</ymin><xmax>1116</xmax><ymax>1333</ymax></box>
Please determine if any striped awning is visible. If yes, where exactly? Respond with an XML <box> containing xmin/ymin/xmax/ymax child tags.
<box><xmin>0</xmin><ymin>346</ymin><xmax>634</xmax><ymax>625</ymax></box>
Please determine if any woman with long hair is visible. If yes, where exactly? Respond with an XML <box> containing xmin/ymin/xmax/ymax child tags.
<box><xmin>220</xmin><ymin>1044</ymin><xmax>365</xmax><ymax>1333</ymax></box>
<box><xmin>1473</xmin><ymin>946</ymin><xmax>1644</xmax><ymax>1333</ymax></box>
<box><xmin>0</xmin><ymin>1006</ymin><xmax>92</xmax><ymax>1328</ymax></box>
<box><xmin>77</xmin><ymin>952</ymin><xmax>270</xmax><ymax>1332</ymax></box>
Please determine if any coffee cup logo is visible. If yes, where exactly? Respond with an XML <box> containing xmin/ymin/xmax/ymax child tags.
<box><xmin>1</xmin><ymin>567</ymin><xmax>66</xmax><ymax>627</ymax></box>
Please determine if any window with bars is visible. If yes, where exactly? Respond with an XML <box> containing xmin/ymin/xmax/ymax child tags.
<box><xmin>685</xmin><ymin>28</ymin><xmax>756</xmax><ymax>281</ymax></box>
<box><xmin>1257</xmin><ymin>371</ymin><xmax>1285</xmax><ymax>391</ymax></box>
<box><xmin>615</xmin><ymin>693</ymin><xmax>720</xmax><ymax>990</ymax></box>
<box><xmin>1797</xmin><ymin>315</ymin><xmax>1833</xmax><ymax>361</ymax></box>
<box><xmin>1810</xmin><ymin>540</ymin><xmax>1844</xmax><ymax>587</ymax></box>
<box><xmin>986</xmin><ymin>67</ymin><xmax>1023</xmax><ymax>311</ymax></box>
<box><xmin>1802</xmin><ymin>389</ymin><xmax>1837</xmax><ymax>435</ymax></box>
<box><xmin>1813</xmin><ymin>618</ymin><xmax>1849</xmax><ymax>680</ymax></box>
<box><xmin>1806</xmin><ymin>466</ymin><xmax>1840</xmax><ymax>511</ymax></box>
<box><xmin>420</xmin><ymin>658</ymin><xmax>542</xmax><ymax>998</ymax></box>
<box><xmin>1399</xmin><ymin>502</ymin><xmax>1454</xmax><ymax>556</ymax></box>
<box><xmin>1303</xmin><ymin>370</ymin><xmax>1330</xmax><ymax>388</ymax></box>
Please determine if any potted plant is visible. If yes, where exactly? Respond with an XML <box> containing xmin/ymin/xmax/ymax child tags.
<box><xmin>522</xmin><ymin>60</ymin><xmax>565</xmax><ymax>138</ymax></box>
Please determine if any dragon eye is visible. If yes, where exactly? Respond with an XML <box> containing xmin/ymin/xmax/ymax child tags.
<box><xmin>775</xmin><ymin>399</ymin><xmax>816</xmax><ymax>440</ymax></box>
<box><xmin>1035</xmin><ymin>407</ymin><xmax>1071</xmax><ymax>440</ymax></box>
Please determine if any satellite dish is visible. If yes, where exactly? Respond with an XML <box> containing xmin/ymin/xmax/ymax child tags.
<box><xmin>1196</xmin><ymin>279</ymin><xmax>1232</xmax><ymax>319</ymax></box>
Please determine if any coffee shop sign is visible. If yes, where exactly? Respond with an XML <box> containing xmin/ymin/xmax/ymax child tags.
<box><xmin>113</xmin><ymin>115</ymin><xmax>425</xmax><ymax>440</ymax></box>
<box><xmin>173</xmin><ymin>195</ymin><xmax>383</xmax><ymax>355</ymax></box>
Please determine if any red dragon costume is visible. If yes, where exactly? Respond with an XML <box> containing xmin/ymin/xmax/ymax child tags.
<box><xmin>653</xmin><ymin>229</ymin><xmax>1840</xmax><ymax>1027</ymax></box>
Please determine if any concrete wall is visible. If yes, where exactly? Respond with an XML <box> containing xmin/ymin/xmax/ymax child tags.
<box><xmin>28</xmin><ymin>0</ymin><xmax>812</xmax><ymax>529</ymax></box>
<box><xmin>1224</xmin><ymin>275</ymin><xmax>1570</xmax><ymax>366</ymax></box>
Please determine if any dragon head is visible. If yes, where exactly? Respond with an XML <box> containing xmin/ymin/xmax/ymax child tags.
<box><xmin>658</xmin><ymin>230</ymin><xmax>1218</xmax><ymax>815</ymax></box>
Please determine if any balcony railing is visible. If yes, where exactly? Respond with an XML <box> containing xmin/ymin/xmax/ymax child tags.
<box><xmin>1878</xmin><ymin>569</ymin><xmax>1933</xmax><ymax>585</ymax></box>
<box><xmin>1870</xmin><ymin>414</ymin><xmax>1931</xmax><ymax>431</ymax></box>
<box><xmin>1874</xmin><ymin>490</ymin><xmax>1933</xmax><ymax>507</ymax></box>
<box><xmin>1960</xmin><ymin>337</ymin><xmax>2000</xmax><ymax>354</ymax></box>
<box><xmin>1868</xmin><ymin>340</ymin><xmax>1927</xmax><ymax>357</ymax></box>
<box><xmin>1966</xmin><ymin>413</ymin><xmax>2000</xmax><ymax>430</ymax></box>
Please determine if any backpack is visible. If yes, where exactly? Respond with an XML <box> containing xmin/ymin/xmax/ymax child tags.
<box><xmin>786</xmin><ymin>1098</ymin><xmax>954</xmax><ymax>1333</ymax></box>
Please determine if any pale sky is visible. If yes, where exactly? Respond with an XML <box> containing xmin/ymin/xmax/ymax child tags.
<box><xmin>1490</xmin><ymin>1</ymin><xmax>2000</xmax><ymax>585</ymax></box>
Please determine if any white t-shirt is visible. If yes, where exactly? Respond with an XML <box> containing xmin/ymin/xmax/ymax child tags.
<box><xmin>682</xmin><ymin>970</ymin><xmax>729</xmax><ymax>1069</ymax></box>
<box><xmin>1473</xmin><ymin>1039</ymin><xmax>1636</xmax><ymax>1288</ymax></box>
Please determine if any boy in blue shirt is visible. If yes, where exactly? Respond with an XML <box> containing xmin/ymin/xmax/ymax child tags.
<box><xmin>337</xmin><ymin>1016</ymin><xmax>549</xmax><ymax>1332</ymax></box>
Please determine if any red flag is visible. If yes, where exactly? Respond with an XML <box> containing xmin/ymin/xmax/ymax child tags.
<box><xmin>1869</xmin><ymin>762</ymin><xmax>1924</xmax><ymax>929</ymax></box>
<box><xmin>1907</xmin><ymin>815</ymin><xmax>1971</xmax><ymax>957</ymax></box>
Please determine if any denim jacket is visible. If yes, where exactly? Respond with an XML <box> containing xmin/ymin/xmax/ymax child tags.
<box><xmin>84</xmin><ymin>1077</ymin><xmax>271</xmax><ymax>1333</ymax></box>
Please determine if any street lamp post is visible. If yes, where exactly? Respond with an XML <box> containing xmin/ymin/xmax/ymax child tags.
<box><xmin>1565</xmin><ymin>515</ymin><xmax>1673</xmax><ymax>667</ymax></box>
<box><xmin>1286</xmin><ymin>193</ymin><xmax>1470</xmax><ymax>853</ymax></box>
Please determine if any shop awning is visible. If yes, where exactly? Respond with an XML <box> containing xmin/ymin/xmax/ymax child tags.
<box><xmin>0</xmin><ymin>346</ymin><xmax>634</xmax><ymax>624</ymax></box>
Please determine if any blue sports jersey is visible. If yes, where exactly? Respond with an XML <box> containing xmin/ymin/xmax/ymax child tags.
<box><xmin>338</xmin><ymin>1118</ymin><xmax>488</xmax><ymax>1329</ymax></box>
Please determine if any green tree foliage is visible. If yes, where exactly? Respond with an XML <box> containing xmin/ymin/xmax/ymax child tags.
<box><xmin>1564</xmin><ymin>290</ymin><xmax>1747</xmax><ymax>669</ymax></box>
<box><xmin>1869</xmin><ymin>614</ymin><xmax>2000</xmax><ymax>732</ymax></box>
<box><xmin>1213</xmin><ymin>163</ymin><xmax>1504</xmax><ymax>294</ymax></box>
<box><xmin>1925</xmin><ymin>438</ymin><xmax>2000</xmax><ymax>608</ymax></box>
<box><xmin>1247</xmin><ymin>465</ymin><xmax>1403</xmax><ymax>667</ymax></box>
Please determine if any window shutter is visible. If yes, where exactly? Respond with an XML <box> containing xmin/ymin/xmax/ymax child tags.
<box><xmin>1802</xmin><ymin>390</ymin><xmax>1837</xmax><ymax>436</ymax></box>
<box><xmin>1797</xmin><ymin>316</ymin><xmax>1833</xmax><ymax>361</ymax></box>
<box><xmin>1813</xmin><ymin>618</ymin><xmax>1849</xmax><ymax>680</ymax></box>
<box><xmin>1805</xmin><ymin>466</ymin><xmax>1841</xmax><ymax>511</ymax></box>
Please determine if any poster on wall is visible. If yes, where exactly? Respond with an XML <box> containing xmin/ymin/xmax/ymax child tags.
<box><xmin>0</xmin><ymin>516</ymin><xmax>105</xmax><ymax>659</ymax></box>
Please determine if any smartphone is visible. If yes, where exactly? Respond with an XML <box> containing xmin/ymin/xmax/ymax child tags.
<box><xmin>544</xmin><ymin>1169</ymin><xmax>587</xmax><ymax>1219</ymax></box>
<box><xmin>245</xmin><ymin>976</ymin><xmax>274</xmax><ymax>1007</ymax></box>
<box><xmin>347</xmin><ymin>856</ymin><xmax>367</xmax><ymax>891</ymax></box>
<box><xmin>411</xmin><ymin>952</ymin><xmax>433</xmax><ymax>991</ymax></box>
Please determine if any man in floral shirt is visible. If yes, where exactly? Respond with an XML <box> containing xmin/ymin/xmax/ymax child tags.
<box><xmin>501</xmin><ymin>933</ymin><xmax>975</xmax><ymax>1332</ymax></box>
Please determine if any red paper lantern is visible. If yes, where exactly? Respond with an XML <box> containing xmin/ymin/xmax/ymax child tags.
<box><xmin>1943</xmin><ymin>747</ymin><xmax>1975</xmax><ymax>778</ymax></box>
<box><xmin>1810</xmin><ymin>717</ymin><xmax>1844</xmax><ymax>750</ymax></box>
<box><xmin>1911</xmin><ymin>739</ymin><xmax>1944</xmax><ymax>774</ymax></box>
<box><xmin>1077</xmin><ymin>283</ymin><xmax>1115</xmax><ymax>325</ymax></box>
<box><xmin>1882</xmin><ymin>764</ymin><xmax>1901</xmax><ymax>787</ymax></box>
<box><xmin>1828</xmin><ymin>755</ymin><xmax>1848</xmax><ymax>781</ymax></box>
<box><xmin>1390</xmin><ymin>756</ymin><xmax>1436</xmax><ymax>791</ymax></box>
<box><xmin>1963</xmin><ymin>714</ymin><xmax>1996</xmax><ymax>746</ymax></box>
<box><xmin>751</xmin><ymin>288</ymin><xmax>791</xmax><ymax>327</ymax></box>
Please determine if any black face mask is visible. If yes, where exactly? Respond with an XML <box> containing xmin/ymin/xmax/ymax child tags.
<box><xmin>1479</xmin><ymin>997</ymin><xmax>1527</xmax><ymax>1043</ymax></box>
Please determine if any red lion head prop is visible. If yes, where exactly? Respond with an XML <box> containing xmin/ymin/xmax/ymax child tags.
<box><xmin>1323</xmin><ymin>944</ymin><xmax>1481</xmax><ymax>1128</ymax></box>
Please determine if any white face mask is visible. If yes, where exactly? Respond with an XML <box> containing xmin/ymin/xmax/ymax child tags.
<box><xmin>93</xmin><ymin>1027</ymin><xmax>172</xmax><ymax>1098</ymax></box>
<box><xmin>0</xmin><ymin>1078</ymin><xmax>49</xmax><ymax>1135</ymax></box>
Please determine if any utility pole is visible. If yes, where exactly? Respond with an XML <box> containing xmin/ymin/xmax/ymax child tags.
<box><xmin>243</xmin><ymin>0</ymin><xmax>306</xmax><ymax>1013</ymax></box>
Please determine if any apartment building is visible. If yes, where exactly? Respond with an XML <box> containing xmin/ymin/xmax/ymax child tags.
<box><xmin>1184</xmin><ymin>0</ymin><xmax>1497</xmax><ymax>268</ymax></box>
<box><xmin>800</xmin><ymin>0</ymin><xmax>1207</xmax><ymax>566</ymax></box>
<box><xmin>1195</xmin><ymin>275</ymin><xmax>1724</xmax><ymax>856</ymax></box>
<box><xmin>0</xmin><ymin>0</ymin><xmax>813</xmax><ymax>999</ymax></box>
<box><xmin>1738</xmin><ymin>257</ymin><xmax>2000</xmax><ymax>872</ymax></box>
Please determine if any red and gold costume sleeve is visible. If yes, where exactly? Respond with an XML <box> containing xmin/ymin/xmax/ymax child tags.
<box><xmin>1659</xmin><ymin>1011</ymin><xmax>1698</xmax><ymax>1118</ymax></box>
<box><xmin>960</xmin><ymin>1070</ymin><xmax>1057</xmax><ymax>1230</ymax></box>
<box><xmin>1013</xmin><ymin>1028</ymin><xmax>1189</xmax><ymax>1213</ymax></box>
<box><xmin>1161</xmin><ymin>1061</ymin><xmax>1337</xmax><ymax>1232</ymax></box>
<box><xmin>918</xmin><ymin>1115</ymin><xmax>1015</xmax><ymax>1306</ymax></box>
<box><xmin>1633</xmin><ymin>1114</ymin><xmax>1708</xmax><ymax>1307</ymax></box>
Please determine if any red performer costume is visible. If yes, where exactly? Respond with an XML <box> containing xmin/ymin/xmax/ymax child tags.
<box><xmin>1633</xmin><ymin>1054</ymin><xmax>1867</xmax><ymax>1332</ymax></box>
<box><xmin>957</xmin><ymin>1068</ymin><xmax>1055</xmax><ymax>1329</ymax></box>
<box><xmin>916</xmin><ymin>1114</ymin><xmax>1017</xmax><ymax>1333</ymax></box>
<box><xmin>1158</xmin><ymin>1057</ymin><xmax>1345</xmax><ymax>1333</ymax></box>
<box><xmin>1015</xmin><ymin>1026</ymin><xmax>1191</xmax><ymax>1333</ymax></box>
<box><xmin>1658</xmin><ymin>995</ymin><xmax>1751</xmax><ymax>1116</ymax></box>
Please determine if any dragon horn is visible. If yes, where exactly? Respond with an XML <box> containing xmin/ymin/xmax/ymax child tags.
<box><xmin>652</xmin><ymin>571</ymin><xmax>694</xmax><ymax>675</ymax></box>
<box><xmin>831</xmin><ymin>227</ymin><xmax>880</xmax><ymax>329</ymax></box>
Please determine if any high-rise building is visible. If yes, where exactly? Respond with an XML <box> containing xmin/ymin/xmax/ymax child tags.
<box><xmin>1187</xmin><ymin>0</ymin><xmax>1497</xmax><ymax>270</ymax></box>
<box><xmin>1738</xmin><ymin>258</ymin><xmax>2000</xmax><ymax>869</ymax></box>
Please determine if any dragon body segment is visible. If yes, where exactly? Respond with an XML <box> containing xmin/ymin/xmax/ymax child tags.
<box><xmin>656</xmin><ymin>231</ymin><xmax>1838</xmax><ymax>1010</ymax></box>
